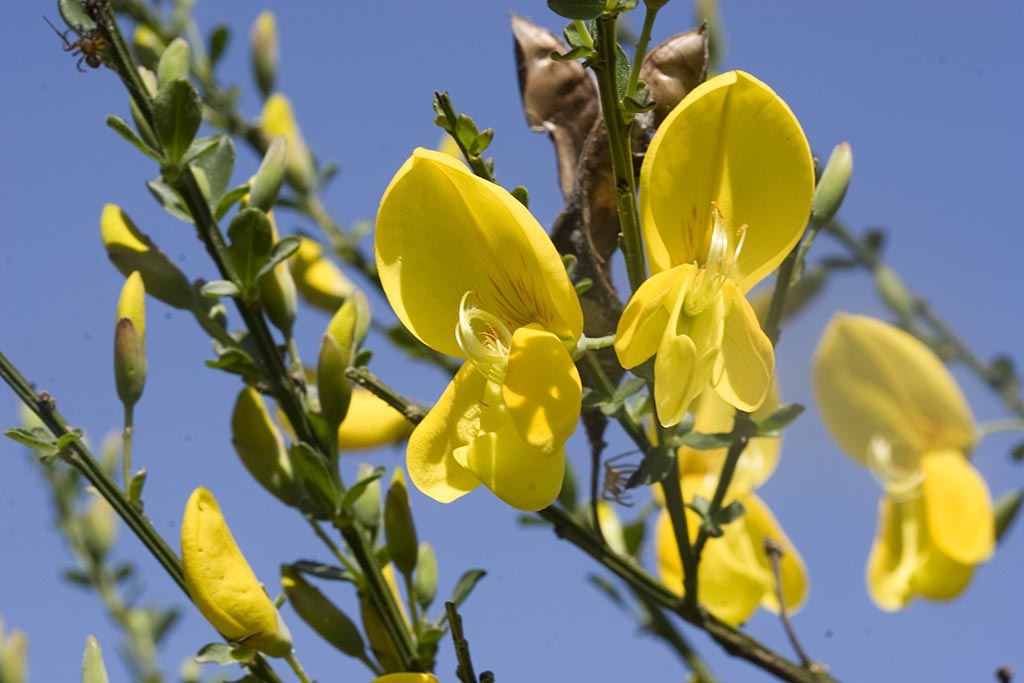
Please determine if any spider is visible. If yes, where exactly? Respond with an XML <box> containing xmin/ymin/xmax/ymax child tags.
<box><xmin>44</xmin><ymin>16</ymin><xmax>107</xmax><ymax>72</ymax></box>
<box><xmin>601</xmin><ymin>451</ymin><xmax>640</xmax><ymax>507</ymax></box>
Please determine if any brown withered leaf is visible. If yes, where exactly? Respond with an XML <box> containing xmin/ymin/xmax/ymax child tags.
<box><xmin>638</xmin><ymin>24</ymin><xmax>709</xmax><ymax>127</ymax></box>
<box><xmin>511</xmin><ymin>14</ymin><xmax>599</xmax><ymax>199</ymax></box>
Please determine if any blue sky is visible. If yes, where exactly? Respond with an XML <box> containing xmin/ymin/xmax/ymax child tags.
<box><xmin>2</xmin><ymin>2</ymin><xmax>1023</xmax><ymax>682</ymax></box>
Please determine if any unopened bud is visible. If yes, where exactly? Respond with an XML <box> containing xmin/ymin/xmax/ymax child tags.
<box><xmin>133</xmin><ymin>25</ymin><xmax>166</xmax><ymax>71</ymax></box>
<box><xmin>249</xmin><ymin>137</ymin><xmax>288</xmax><ymax>212</ymax></box>
<box><xmin>251</xmin><ymin>11</ymin><xmax>279</xmax><ymax>100</ymax></box>
<box><xmin>384</xmin><ymin>468</ymin><xmax>418</xmax><ymax>578</ymax></box>
<box><xmin>811</xmin><ymin>142</ymin><xmax>853</xmax><ymax>228</ymax></box>
<box><xmin>317</xmin><ymin>293</ymin><xmax>370</xmax><ymax>429</ymax></box>
<box><xmin>596</xmin><ymin>501</ymin><xmax>627</xmax><ymax>555</ymax></box>
<box><xmin>280</xmin><ymin>565</ymin><xmax>367</xmax><ymax>659</ymax></box>
<box><xmin>181</xmin><ymin>487</ymin><xmax>293</xmax><ymax>658</ymax></box>
<box><xmin>114</xmin><ymin>272</ymin><xmax>147</xmax><ymax>408</ymax></box>
<box><xmin>290</xmin><ymin>237</ymin><xmax>355</xmax><ymax>313</ymax></box>
<box><xmin>101</xmin><ymin>205</ymin><xmax>194</xmax><ymax>310</ymax></box>
<box><xmin>156</xmin><ymin>37</ymin><xmax>191</xmax><ymax>89</ymax></box>
<box><xmin>82</xmin><ymin>496</ymin><xmax>118</xmax><ymax>559</ymax></box>
<box><xmin>231</xmin><ymin>388</ymin><xmax>299</xmax><ymax>506</ymax></box>
<box><xmin>260</xmin><ymin>94</ymin><xmax>316</xmax><ymax>193</ymax></box>
<box><xmin>874</xmin><ymin>266</ymin><xmax>916</xmax><ymax>320</ymax></box>
<box><xmin>413</xmin><ymin>542</ymin><xmax>437</xmax><ymax>609</ymax></box>
<box><xmin>338</xmin><ymin>389</ymin><xmax>414</xmax><ymax>450</ymax></box>
<box><xmin>258</xmin><ymin>212</ymin><xmax>298</xmax><ymax>336</ymax></box>
<box><xmin>81</xmin><ymin>636</ymin><xmax>109</xmax><ymax>683</ymax></box>
<box><xmin>0</xmin><ymin>625</ymin><xmax>27</xmax><ymax>683</ymax></box>
<box><xmin>359</xmin><ymin>564</ymin><xmax>409</xmax><ymax>673</ymax></box>
<box><xmin>351</xmin><ymin>463</ymin><xmax>383</xmax><ymax>530</ymax></box>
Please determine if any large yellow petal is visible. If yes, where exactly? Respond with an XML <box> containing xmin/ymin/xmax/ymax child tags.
<box><xmin>920</xmin><ymin>450</ymin><xmax>994</xmax><ymax>564</ymax></box>
<box><xmin>337</xmin><ymin>388</ymin><xmax>414</xmax><ymax>450</ymax></box>
<box><xmin>406</xmin><ymin>364</ymin><xmax>481</xmax><ymax>503</ymax></box>
<box><xmin>813</xmin><ymin>314</ymin><xmax>975</xmax><ymax>468</ymax></box>
<box><xmin>711</xmin><ymin>283</ymin><xmax>774</xmax><ymax>411</ymax></box>
<box><xmin>376</xmin><ymin>149</ymin><xmax>582</xmax><ymax>357</ymax></box>
<box><xmin>653</xmin><ymin>294</ymin><xmax>724</xmax><ymax>427</ymax></box>
<box><xmin>458</xmin><ymin>417</ymin><xmax>565</xmax><ymax>512</ymax></box>
<box><xmin>640</xmin><ymin>71</ymin><xmax>813</xmax><ymax>290</ymax></box>
<box><xmin>614</xmin><ymin>266</ymin><xmax>692</xmax><ymax>369</ymax></box>
<box><xmin>502</xmin><ymin>325</ymin><xmax>581</xmax><ymax>453</ymax></box>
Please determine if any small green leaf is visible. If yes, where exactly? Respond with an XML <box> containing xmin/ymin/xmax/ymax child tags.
<box><xmin>106</xmin><ymin>115</ymin><xmax>163</xmax><ymax>162</ymax></box>
<box><xmin>587</xmin><ymin>574</ymin><xmax>625</xmax><ymax>607</ymax></box>
<box><xmin>615</xmin><ymin>43</ymin><xmax>631</xmax><ymax>102</ymax></box>
<box><xmin>547</xmin><ymin>0</ymin><xmax>606</xmax><ymax>20</ymax></box>
<box><xmin>157</xmin><ymin>38</ymin><xmax>191</xmax><ymax>88</ymax></box>
<box><xmin>677</xmin><ymin>430</ymin><xmax>732</xmax><ymax>450</ymax></box>
<box><xmin>153</xmin><ymin>80</ymin><xmax>202</xmax><ymax>164</ymax></box>
<box><xmin>209</xmin><ymin>25</ymin><xmax>230</xmax><ymax>66</ymax></box>
<box><xmin>4</xmin><ymin>427</ymin><xmax>57</xmax><ymax>451</ymax></box>
<box><xmin>256</xmin><ymin>236</ymin><xmax>301</xmax><ymax>280</ymax></box>
<box><xmin>215</xmin><ymin>185</ymin><xmax>251</xmax><ymax>220</ymax></box>
<box><xmin>292</xmin><ymin>560</ymin><xmax>354</xmax><ymax>583</ymax></box>
<box><xmin>55</xmin><ymin>430</ymin><xmax>83</xmax><ymax>450</ymax></box>
<box><xmin>340</xmin><ymin>466</ymin><xmax>385</xmax><ymax>512</ymax></box>
<box><xmin>227</xmin><ymin>208</ymin><xmax>274</xmax><ymax>292</ymax></box>
<box><xmin>1011</xmin><ymin>442</ymin><xmax>1024</xmax><ymax>463</ymax></box>
<box><xmin>249</xmin><ymin>136</ymin><xmax>288</xmax><ymax>212</ymax></box>
<box><xmin>469</xmin><ymin>128</ymin><xmax>494</xmax><ymax>155</ymax></box>
<box><xmin>289</xmin><ymin>442</ymin><xmax>340</xmax><ymax>519</ymax></box>
<box><xmin>716</xmin><ymin>499</ymin><xmax>746</xmax><ymax>525</ymax></box>
<box><xmin>614</xmin><ymin>376</ymin><xmax>647</xmax><ymax>402</ymax></box>
<box><xmin>384</xmin><ymin>469</ymin><xmax>419</xmax><ymax>578</ymax></box>
<box><xmin>189</xmin><ymin>135</ymin><xmax>235</xmax><ymax>204</ymax></box>
<box><xmin>756</xmin><ymin>403</ymin><xmax>805</xmax><ymax>435</ymax></box>
<box><xmin>449</xmin><ymin>569</ymin><xmax>487</xmax><ymax>607</ymax></box>
<box><xmin>200</xmin><ymin>280</ymin><xmax>241</xmax><ymax>298</ymax></box>
<box><xmin>146</xmin><ymin>179</ymin><xmax>192</xmax><ymax>223</ymax></box>
<box><xmin>995</xmin><ymin>490</ymin><xmax>1024</xmax><ymax>543</ymax></box>
<box><xmin>194</xmin><ymin>643</ymin><xmax>255</xmax><ymax>665</ymax></box>
<box><xmin>625</xmin><ymin>443</ymin><xmax>674</xmax><ymax>487</ymax></box>
<box><xmin>281</xmin><ymin>565</ymin><xmax>367</xmax><ymax>659</ymax></box>
<box><xmin>128</xmin><ymin>468</ymin><xmax>147</xmax><ymax>503</ymax></box>
<box><xmin>59</xmin><ymin>0</ymin><xmax>95</xmax><ymax>31</ymax></box>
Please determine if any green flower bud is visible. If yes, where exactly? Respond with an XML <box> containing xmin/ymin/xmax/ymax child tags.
<box><xmin>156</xmin><ymin>37</ymin><xmax>191</xmax><ymax>89</ymax></box>
<box><xmin>280</xmin><ymin>565</ymin><xmax>367</xmax><ymax>659</ymax></box>
<box><xmin>811</xmin><ymin>142</ymin><xmax>853</xmax><ymax>227</ymax></box>
<box><xmin>317</xmin><ymin>293</ymin><xmax>370</xmax><ymax>429</ymax></box>
<box><xmin>249</xmin><ymin>137</ymin><xmax>288</xmax><ymax>212</ymax></box>
<box><xmin>384</xmin><ymin>468</ymin><xmax>418</xmax><ymax>578</ymax></box>
<box><xmin>81</xmin><ymin>636</ymin><xmax>109</xmax><ymax>683</ymax></box>
<box><xmin>995</xmin><ymin>490</ymin><xmax>1023</xmax><ymax>543</ymax></box>
<box><xmin>133</xmin><ymin>25</ymin><xmax>167</xmax><ymax>71</ymax></box>
<box><xmin>101</xmin><ymin>204</ymin><xmax>194</xmax><ymax>310</ymax></box>
<box><xmin>352</xmin><ymin>463</ymin><xmax>383</xmax><ymax>530</ymax></box>
<box><xmin>231</xmin><ymin>388</ymin><xmax>299</xmax><ymax>506</ymax></box>
<box><xmin>82</xmin><ymin>496</ymin><xmax>118</xmax><ymax>559</ymax></box>
<box><xmin>874</xmin><ymin>265</ymin><xmax>916</xmax><ymax>320</ymax></box>
<box><xmin>358</xmin><ymin>564</ymin><xmax>407</xmax><ymax>674</ymax></box>
<box><xmin>114</xmin><ymin>272</ymin><xmax>147</xmax><ymax>408</ymax></box>
<box><xmin>0</xmin><ymin>623</ymin><xmax>28</xmax><ymax>683</ymax></box>
<box><xmin>258</xmin><ymin>212</ymin><xmax>298</xmax><ymax>336</ymax></box>
<box><xmin>413</xmin><ymin>542</ymin><xmax>437</xmax><ymax>609</ymax></box>
<box><xmin>251</xmin><ymin>11</ymin><xmax>279</xmax><ymax>100</ymax></box>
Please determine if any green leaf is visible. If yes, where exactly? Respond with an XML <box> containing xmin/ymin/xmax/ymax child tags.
<box><xmin>289</xmin><ymin>442</ymin><xmax>340</xmax><ymax>519</ymax></box>
<box><xmin>205</xmin><ymin>347</ymin><xmax>260</xmax><ymax>384</ymax></box>
<box><xmin>716</xmin><ymin>499</ymin><xmax>746</xmax><ymax>525</ymax></box>
<box><xmin>4</xmin><ymin>427</ymin><xmax>57</xmax><ymax>451</ymax></box>
<box><xmin>625</xmin><ymin>444</ymin><xmax>674</xmax><ymax>487</ymax></box>
<box><xmin>194</xmin><ymin>643</ymin><xmax>255</xmax><ymax>666</ymax></box>
<box><xmin>256</xmin><ymin>236</ymin><xmax>301</xmax><ymax>280</ymax></box>
<box><xmin>756</xmin><ymin>403</ymin><xmax>805</xmax><ymax>435</ymax></box>
<box><xmin>615</xmin><ymin>43</ymin><xmax>631</xmax><ymax>102</ymax></box>
<box><xmin>200</xmin><ymin>280</ymin><xmax>241</xmax><ymax>298</ymax></box>
<box><xmin>128</xmin><ymin>468</ymin><xmax>147</xmax><ymax>502</ymax></box>
<box><xmin>292</xmin><ymin>560</ymin><xmax>355</xmax><ymax>583</ymax></box>
<box><xmin>469</xmin><ymin>128</ymin><xmax>494</xmax><ymax>155</ymax></box>
<box><xmin>106</xmin><ymin>115</ymin><xmax>163</xmax><ymax>163</ymax></box>
<box><xmin>587</xmin><ymin>574</ymin><xmax>625</xmax><ymax>607</ymax></box>
<box><xmin>249</xmin><ymin>136</ymin><xmax>288</xmax><ymax>212</ymax></box>
<box><xmin>209</xmin><ymin>25</ymin><xmax>230</xmax><ymax>67</ymax></box>
<box><xmin>152</xmin><ymin>80</ymin><xmax>202</xmax><ymax>164</ymax></box>
<box><xmin>995</xmin><ymin>490</ymin><xmax>1024</xmax><ymax>543</ymax></box>
<box><xmin>614</xmin><ymin>376</ymin><xmax>647</xmax><ymax>402</ymax></box>
<box><xmin>156</xmin><ymin>38</ymin><xmax>191</xmax><ymax>88</ymax></box>
<box><xmin>55</xmin><ymin>429</ymin><xmax>83</xmax><ymax>451</ymax></box>
<box><xmin>189</xmin><ymin>135</ymin><xmax>235</xmax><ymax>205</ymax></box>
<box><xmin>340</xmin><ymin>466</ymin><xmax>385</xmax><ymax>512</ymax></box>
<box><xmin>281</xmin><ymin>565</ymin><xmax>367</xmax><ymax>659</ymax></box>
<box><xmin>59</xmin><ymin>0</ymin><xmax>95</xmax><ymax>32</ymax></box>
<box><xmin>547</xmin><ymin>0</ymin><xmax>606</xmax><ymax>20</ymax></box>
<box><xmin>146</xmin><ymin>179</ymin><xmax>192</xmax><ymax>223</ymax></box>
<box><xmin>227</xmin><ymin>208</ymin><xmax>274</xmax><ymax>293</ymax></box>
<box><xmin>384</xmin><ymin>470</ymin><xmax>419</xmax><ymax>578</ymax></box>
<box><xmin>550</xmin><ymin>44</ymin><xmax>597</xmax><ymax>62</ymax></box>
<box><xmin>449</xmin><ymin>569</ymin><xmax>487</xmax><ymax>607</ymax></box>
<box><xmin>215</xmin><ymin>185</ymin><xmax>251</xmax><ymax>220</ymax></box>
<box><xmin>677</xmin><ymin>430</ymin><xmax>732</xmax><ymax>450</ymax></box>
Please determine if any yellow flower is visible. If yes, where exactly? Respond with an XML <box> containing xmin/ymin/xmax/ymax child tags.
<box><xmin>614</xmin><ymin>71</ymin><xmax>814</xmax><ymax>426</ymax></box>
<box><xmin>337</xmin><ymin>388</ymin><xmax>414</xmax><ymax>450</ymax></box>
<box><xmin>655</xmin><ymin>385</ymin><xmax>807</xmax><ymax>625</ymax></box>
<box><xmin>370</xmin><ymin>676</ymin><xmax>440</xmax><ymax>683</ymax></box>
<box><xmin>813</xmin><ymin>314</ymin><xmax>994</xmax><ymax>610</ymax></box>
<box><xmin>181</xmin><ymin>488</ymin><xmax>292</xmax><ymax>657</ymax></box>
<box><xmin>376</xmin><ymin>149</ymin><xmax>584</xmax><ymax>511</ymax></box>
<box><xmin>260</xmin><ymin>94</ymin><xmax>316</xmax><ymax>192</ymax></box>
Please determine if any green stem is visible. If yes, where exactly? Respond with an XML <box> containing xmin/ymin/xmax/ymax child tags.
<box><xmin>624</xmin><ymin>5</ymin><xmax>662</xmax><ymax>102</ymax></box>
<box><xmin>977</xmin><ymin>418</ymin><xmax>1024</xmax><ymax>438</ymax></box>
<box><xmin>593</xmin><ymin>14</ymin><xmax>648</xmax><ymax>293</ymax></box>
<box><xmin>692</xmin><ymin>423</ymin><xmax>751</xmax><ymax>563</ymax></box>
<box><xmin>345</xmin><ymin>366</ymin><xmax>429</xmax><ymax>424</ymax></box>
<box><xmin>284</xmin><ymin>652</ymin><xmax>312</xmax><ymax>683</ymax></box>
<box><xmin>660</xmin><ymin>446</ymin><xmax>698</xmax><ymax>614</ymax></box>
<box><xmin>434</xmin><ymin>92</ymin><xmax>497</xmax><ymax>184</ymax></box>
<box><xmin>764</xmin><ymin>539</ymin><xmax>814</xmax><ymax>669</ymax></box>
<box><xmin>122</xmin><ymin>402</ymin><xmax>135</xmax><ymax>497</ymax></box>
<box><xmin>445</xmin><ymin>602</ymin><xmax>480</xmax><ymax>683</ymax></box>
<box><xmin>637</xmin><ymin>593</ymin><xmax>719</xmax><ymax>683</ymax></box>
<box><xmin>574</xmin><ymin>334</ymin><xmax>617</xmax><ymax>356</ymax></box>
<box><xmin>304</xmin><ymin>515</ymin><xmax>361</xmax><ymax>578</ymax></box>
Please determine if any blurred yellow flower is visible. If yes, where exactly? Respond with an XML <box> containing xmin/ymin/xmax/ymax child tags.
<box><xmin>338</xmin><ymin>388</ymin><xmax>414</xmax><ymax>450</ymax></box>
<box><xmin>370</xmin><ymin>675</ymin><xmax>440</xmax><ymax>683</ymax></box>
<box><xmin>376</xmin><ymin>149</ymin><xmax>583</xmax><ymax>511</ymax></box>
<box><xmin>655</xmin><ymin>385</ymin><xmax>806</xmax><ymax>625</ymax></box>
<box><xmin>615</xmin><ymin>71</ymin><xmax>814</xmax><ymax>426</ymax></box>
<box><xmin>813</xmin><ymin>314</ymin><xmax>994</xmax><ymax>610</ymax></box>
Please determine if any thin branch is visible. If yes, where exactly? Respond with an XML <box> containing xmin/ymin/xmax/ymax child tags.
<box><xmin>763</xmin><ymin>539</ymin><xmax>816</xmax><ymax>671</ymax></box>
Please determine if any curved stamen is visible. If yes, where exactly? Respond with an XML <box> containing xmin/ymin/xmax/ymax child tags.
<box><xmin>867</xmin><ymin>435</ymin><xmax>923</xmax><ymax>499</ymax></box>
<box><xmin>683</xmin><ymin>202</ymin><xmax>747</xmax><ymax>316</ymax></box>
<box><xmin>455</xmin><ymin>291</ymin><xmax>513</xmax><ymax>384</ymax></box>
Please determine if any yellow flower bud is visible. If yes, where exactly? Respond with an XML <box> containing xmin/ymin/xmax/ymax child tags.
<box><xmin>338</xmin><ymin>389</ymin><xmax>413</xmax><ymax>450</ymax></box>
<box><xmin>231</xmin><ymin>388</ymin><xmax>299</xmax><ymax>506</ymax></box>
<box><xmin>132</xmin><ymin>25</ymin><xmax>166</xmax><ymax>71</ymax></box>
<box><xmin>290</xmin><ymin>237</ymin><xmax>355</xmax><ymax>313</ymax></box>
<box><xmin>258</xmin><ymin>212</ymin><xmax>298</xmax><ymax>336</ymax></box>
<box><xmin>318</xmin><ymin>293</ymin><xmax>370</xmax><ymax>430</ymax></box>
<box><xmin>260</xmin><ymin>94</ymin><xmax>316</xmax><ymax>193</ymax></box>
<box><xmin>370</xmin><ymin>676</ymin><xmax>440</xmax><ymax>683</ymax></box>
<box><xmin>101</xmin><ymin>205</ymin><xmax>194</xmax><ymax>310</ymax></box>
<box><xmin>358</xmin><ymin>564</ymin><xmax>409</xmax><ymax>674</ymax></box>
<box><xmin>181</xmin><ymin>488</ymin><xmax>292</xmax><ymax>657</ymax></box>
<box><xmin>114</xmin><ymin>272</ymin><xmax>147</xmax><ymax>408</ymax></box>
<box><xmin>251</xmin><ymin>11</ymin><xmax>278</xmax><ymax>99</ymax></box>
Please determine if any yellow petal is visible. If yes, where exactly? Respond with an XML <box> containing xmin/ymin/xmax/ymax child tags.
<box><xmin>743</xmin><ymin>494</ymin><xmax>808</xmax><ymax>614</ymax></box>
<box><xmin>371</xmin><ymin>675</ymin><xmax>441</xmax><ymax>683</ymax></box>
<box><xmin>376</xmin><ymin>148</ymin><xmax>582</xmax><ymax>357</ymax></box>
<box><xmin>813</xmin><ymin>314</ymin><xmax>975</xmax><ymax>468</ymax></box>
<box><xmin>866</xmin><ymin>495</ymin><xmax>911</xmax><ymax>611</ymax></box>
<box><xmin>337</xmin><ymin>388</ymin><xmax>414</xmax><ymax>450</ymax></box>
<box><xmin>405</xmin><ymin>364</ymin><xmax>481</xmax><ymax>503</ymax></box>
<box><xmin>289</xmin><ymin>237</ymin><xmax>355</xmax><ymax>313</ymax></box>
<box><xmin>711</xmin><ymin>283</ymin><xmax>774</xmax><ymax>411</ymax></box>
<box><xmin>640</xmin><ymin>71</ymin><xmax>813</xmax><ymax>290</ymax></box>
<box><xmin>181</xmin><ymin>488</ymin><xmax>292</xmax><ymax>657</ymax></box>
<box><xmin>614</xmin><ymin>265</ymin><xmax>692</xmax><ymax>369</ymax></box>
<box><xmin>503</xmin><ymin>325</ymin><xmax>581</xmax><ymax>453</ymax></box>
<box><xmin>653</xmin><ymin>294</ymin><xmax>724</xmax><ymax>427</ymax></box>
<box><xmin>920</xmin><ymin>450</ymin><xmax>994</xmax><ymax>564</ymax></box>
<box><xmin>459</xmin><ymin>415</ymin><xmax>565</xmax><ymax>512</ymax></box>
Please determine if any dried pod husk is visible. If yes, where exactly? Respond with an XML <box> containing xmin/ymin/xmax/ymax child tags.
<box><xmin>511</xmin><ymin>14</ymin><xmax>599</xmax><ymax>199</ymax></box>
<box><xmin>638</xmin><ymin>24</ymin><xmax>710</xmax><ymax>127</ymax></box>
